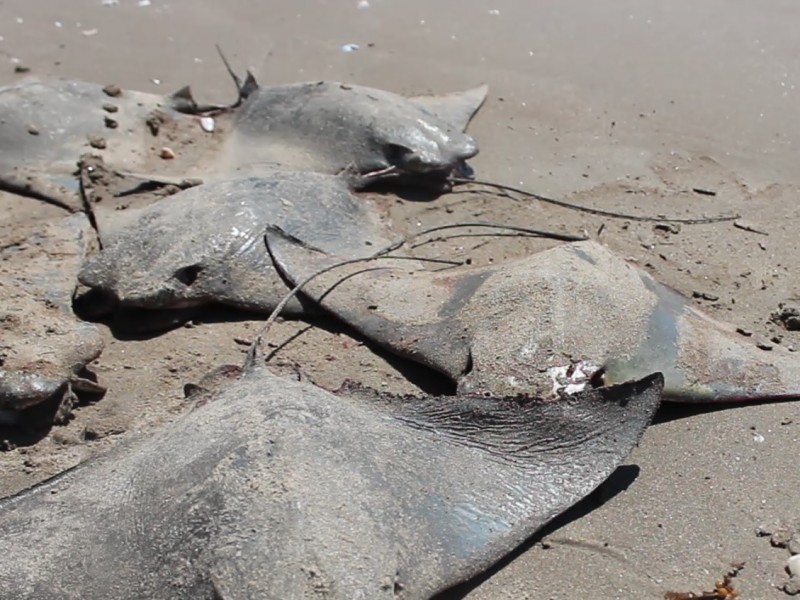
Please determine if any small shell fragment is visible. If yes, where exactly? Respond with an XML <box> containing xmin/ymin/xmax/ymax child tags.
<box><xmin>160</xmin><ymin>147</ymin><xmax>175</xmax><ymax>160</ymax></box>
<box><xmin>200</xmin><ymin>116</ymin><xmax>215</xmax><ymax>133</ymax></box>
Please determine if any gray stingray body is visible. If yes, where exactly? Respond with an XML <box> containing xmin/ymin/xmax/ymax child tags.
<box><xmin>0</xmin><ymin>78</ymin><xmax>206</xmax><ymax>210</ymax></box>
<box><xmin>0</xmin><ymin>79</ymin><xmax>164</xmax><ymax>173</ymax></box>
<box><xmin>227</xmin><ymin>81</ymin><xmax>487</xmax><ymax>182</ymax></box>
<box><xmin>78</xmin><ymin>171</ymin><xmax>393</xmax><ymax>323</ymax></box>
<box><xmin>267</xmin><ymin>231</ymin><xmax>800</xmax><ymax>403</ymax></box>
<box><xmin>0</xmin><ymin>214</ymin><xmax>104</xmax><ymax>417</ymax></box>
<box><xmin>0</xmin><ymin>361</ymin><xmax>662</xmax><ymax>599</ymax></box>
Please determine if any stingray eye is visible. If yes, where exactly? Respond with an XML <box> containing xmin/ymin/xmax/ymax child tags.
<box><xmin>384</xmin><ymin>143</ymin><xmax>417</xmax><ymax>166</ymax></box>
<box><xmin>174</xmin><ymin>264</ymin><xmax>204</xmax><ymax>286</ymax></box>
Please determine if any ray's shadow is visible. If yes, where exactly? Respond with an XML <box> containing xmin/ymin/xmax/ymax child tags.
<box><xmin>652</xmin><ymin>395</ymin><xmax>798</xmax><ymax>425</ymax></box>
<box><xmin>366</xmin><ymin>181</ymin><xmax>450</xmax><ymax>203</ymax></box>
<box><xmin>0</xmin><ymin>377</ymin><xmax>106</xmax><ymax>450</ymax></box>
<box><xmin>262</xmin><ymin>314</ymin><xmax>457</xmax><ymax>397</ymax></box>
<box><xmin>74</xmin><ymin>293</ymin><xmax>456</xmax><ymax>396</ymax></box>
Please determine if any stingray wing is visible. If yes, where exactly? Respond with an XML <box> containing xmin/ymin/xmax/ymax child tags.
<box><xmin>602</xmin><ymin>269</ymin><xmax>800</xmax><ymax>402</ymax></box>
<box><xmin>336</xmin><ymin>372</ymin><xmax>663</xmax><ymax>597</ymax></box>
<box><xmin>408</xmin><ymin>85</ymin><xmax>489</xmax><ymax>132</ymax></box>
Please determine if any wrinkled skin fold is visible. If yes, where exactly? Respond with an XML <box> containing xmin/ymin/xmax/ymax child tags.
<box><xmin>0</xmin><ymin>364</ymin><xmax>662</xmax><ymax>599</ymax></box>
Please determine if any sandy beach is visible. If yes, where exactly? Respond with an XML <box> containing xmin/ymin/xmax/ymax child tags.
<box><xmin>1</xmin><ymin>1</ymin><xmax>799</xmax><ymax>597</ymax></box>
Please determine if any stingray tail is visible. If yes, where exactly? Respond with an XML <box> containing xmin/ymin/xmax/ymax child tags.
<box><xmin>215</xmin><ymin>44</ymin><xmax>259</xmax><ymax>107</ymax></box>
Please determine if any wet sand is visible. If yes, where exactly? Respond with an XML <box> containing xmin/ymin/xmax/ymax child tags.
<box><xmin>1</xmin><ymin>1</ymin><xmax>799</xmax><ymax>597</ymax></box>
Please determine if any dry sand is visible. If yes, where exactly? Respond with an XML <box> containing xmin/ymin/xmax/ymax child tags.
<box><xmin>1</xmin><ymin>0</ymin><xmax>799</xmax><ymax>598</ymax></box>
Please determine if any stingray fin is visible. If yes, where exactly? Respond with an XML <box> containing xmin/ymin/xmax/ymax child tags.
<box><xmin>603</xmin><ymin>271</ymin><xmax>800</xmax><ymax>403</ymax></box>
<box><xmin>265</xmin><ymin>226</ymin><xmax>474</xmax><ymax>379</ymax></box>
<box><xmin>241</xmin><ymin>70</ymin><xmax>260</xmax><ymax>100</ymax></box>
<box><xmin>184</xmin><ymin>371</ymin><xmax>662</xmax><ymax>598</ymax></box>
<box><xmin>409</xmin><ymin>84</ymin><xmax>488</xmax><ymax>131</ymax></box>
<box><xmin>167</xmin><ymin>85</ymin><xmax>198</xmax><ymax>113</ymax></box>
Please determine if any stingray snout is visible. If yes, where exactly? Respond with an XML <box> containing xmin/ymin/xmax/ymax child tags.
<box><xmin>447</xmin><ymin>134</ymin><xmax>480</xmax><ymax>162</ymax></box>
<box><xmin>386</xmin><ymin>132</ymin><xmax>479</xmax><ymax>176</ymax></box>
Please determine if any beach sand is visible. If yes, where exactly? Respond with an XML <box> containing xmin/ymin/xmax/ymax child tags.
<box><xmin>1</xmin><ymin>1</ymin><xmax>799</xmax><ymax>597</ymax></box>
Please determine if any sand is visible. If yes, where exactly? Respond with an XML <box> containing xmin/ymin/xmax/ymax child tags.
<box><xmin>1</xmin><ymin>0</ymin><xmax>799</xmax><ymax>597</ymax></box>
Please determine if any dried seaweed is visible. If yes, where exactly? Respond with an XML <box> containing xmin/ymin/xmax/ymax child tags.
<box><xmin>665</xmin><ymin>562</ymin><xmax>745</xmax><ymax>600</ymax></box>
<box><xmin>452</xmin><ymin>177</ymin><xmax>740</xmax><ymax>224</ymax></box>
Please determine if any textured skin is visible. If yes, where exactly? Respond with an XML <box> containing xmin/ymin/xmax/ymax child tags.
<box><xmin>267</xmin><ymin>231</ymin><xmax>800</xmax><ymax>403</ymax></box>
<box><xmin>78</xmin><ymin>171</ymin><xmax>394</xmax><ymax>322</ymax></box>
<box><xmin>227</xmin><ymin>82</ymin><xmax>487</xmax><ymax>182</ymax></box>
<box><xmin>0</xmin><ymin>365</ymin><xmax>662</xmax><ymax>599</ymax></box>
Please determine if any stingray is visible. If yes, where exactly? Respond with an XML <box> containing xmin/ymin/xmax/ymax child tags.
<box><xmin>76</xmin><ymin>170</ymin><xmax>395</xmax><ymax>329</ymax></box>
<box><xmin>267</xmin><ymin>230</ymin><xmax>800</xmax><ymax>403</ymax></box>
<box><xmin>0</xmin><ymin>214</ymin><xmax>105</xmax><ymax>423</ymax></box>
<box><xmin>0</xmin><ymin>72</ymin><xmax>487</xmax><ymax>213</ymax></box>
<box><xmin>0</xmin><ymin>351</ymin><xmax>662</xmax><ymax>598</ymax></box>
<box><xmin>221</xmin><ymin>64</ymin><xmax>487</xmax><ymax>185</ymax></box>
<box><xmin>0</xmin><ymin>78</ymin><xmax>218</xmax><ymax>212</ymax></box>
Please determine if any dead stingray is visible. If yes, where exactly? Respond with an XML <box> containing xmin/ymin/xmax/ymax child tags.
<box><xmin>0</xmin><ymin>214</ymin><xmax>105</xmax><ymax>423</ymax></box>
<box><xmin>225</xmin><ymin>75</ymin><xmax>487</xmax><ymax>185</ymax></box>
<box><xmin>77</xmin><ymin>170</ymin><xmax>394</xmax><ymax>328</ymax></box>
<box><xmin>0</xmin><ymin>354</ymin><xmax>662</xmax><ymax>599</ymax></box>
<box><xmin>0</xmin><ymin>78</ymin><xmax>219</xmax><ymax>212</ymax></box>
<box><xmin>0</xmin><ymin>73</ymin><xmax>486</xmax><ymax>218</ymax></box>
<box><xmin>267</xmin><ymin>230</ymin><xmax>800</xmax><ymax>403</ymax></box>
